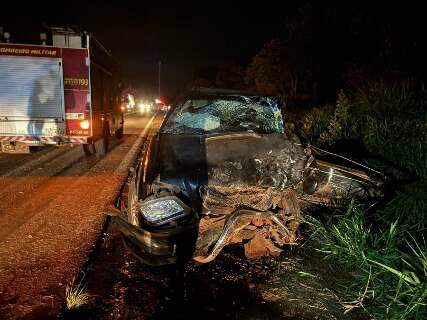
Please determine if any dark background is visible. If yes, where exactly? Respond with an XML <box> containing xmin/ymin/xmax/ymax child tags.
<box><xmin>1</xmin><ymin>1</ymin><xmax>426</xmax><ymax>101</ymax></box>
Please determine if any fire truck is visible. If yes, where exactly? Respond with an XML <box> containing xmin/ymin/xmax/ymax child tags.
<box><xmin>0</xmin><ymin>27</ymin><xmax>124</xmax><ymax>154</ymax></box>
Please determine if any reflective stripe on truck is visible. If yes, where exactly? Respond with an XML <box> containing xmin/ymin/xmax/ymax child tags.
<box><xmin>0</xmin><ymin>135</ymin><xmax>90</xmax><ymax>144</ymax></box>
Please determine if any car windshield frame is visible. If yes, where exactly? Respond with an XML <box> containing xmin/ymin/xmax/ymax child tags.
<box><xmin>160</xmin><ymin>94</ymin><xmax>284</xmax><ymax>135</ymax></box>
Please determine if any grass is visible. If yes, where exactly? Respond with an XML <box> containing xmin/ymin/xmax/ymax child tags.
<box><xmin>65</xmin><ymin>278</ymin><xmax>90</xmax><ymax>310</ymax></box>
<box><xmin>299</xmin><ymin>80</ymin><xmax>427</xmax><ymax>319</ymax></box>
<box><xmin>297</xmin><ymin>271</ymin><xmax>320</xmax><ymax>279</ymax></box>
<box><xmin>306</xmin><ymin>205</ymin><xmax>427</xmax><ymax>319</ymax></box>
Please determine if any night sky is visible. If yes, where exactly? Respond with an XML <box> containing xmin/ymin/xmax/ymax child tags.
<box><xmin>1</xmin><ymin>2</ymin><xmax>426</xmax><ymax>99</ymax></box>
<box><xmin>1</xmin><ymin>2</ymin><xmax>294</xmax><ymax>98</ymax></box>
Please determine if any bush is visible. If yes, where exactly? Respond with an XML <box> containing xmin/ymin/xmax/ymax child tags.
<box><xmin>353</xmin><ymin>80</ymin><xmax>421</xmax><ymax>116</ymax></box>
<box><xmin>362</xmin><ymin>115</ymin><xmax>427</xmax><ymax>179</ymax></box>
<box><xmin>319</xmin><ymin>91</ymin><xmax>356</xmax><ymax>145</ymax></box>
<box><xmin>300</xmin><ymin>105</ymin><xmax>334</xmax><ymax>143</ymax></box>
<box><xmin>309</xmin><ymin>81</ymin><xmax>427</xmax><ymax>178</ymax></box>
<box><xmin>379</xmin><ymin>182</ymin><xmax>427</xmax><ymax>232</ymax></box>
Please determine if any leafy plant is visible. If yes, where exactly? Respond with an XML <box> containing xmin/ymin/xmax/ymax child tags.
<box><xmin>319</xmin><ymin>91</ymin><xmax>355</xmax><ymax>145</ymax></box>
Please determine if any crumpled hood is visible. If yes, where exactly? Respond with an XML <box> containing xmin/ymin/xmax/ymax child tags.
<box><xmin>205</xmin><ymin>132</ymin><xmax>306</xmax><ymax>188</ymax></box>
<box><xmin>156</xmin><ymin>132</ymin><xmax>385</xmax><ymax>213</ymax></box>
<box><xmin>158</xmin><ymin>132</ymin><xmax>306</xmax><ymax>185</ymax></box>
<box><xmin>157</xmin><ymin>132</ymin><xmax>307</xmax><ymax>213</ymax></box>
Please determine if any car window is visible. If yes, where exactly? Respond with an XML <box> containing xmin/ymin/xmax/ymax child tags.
<box><xmin>161</xmin><ymin>95</ymin><xmax>284</xmax><ymax>134</ymax></box>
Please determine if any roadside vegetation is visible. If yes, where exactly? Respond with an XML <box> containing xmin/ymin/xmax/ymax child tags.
<box><xmin>300</xmin><ymin>81</ymin><xmax>427</xmax><ymax>319</ymax></box>
<box><xmin>65</xmin><ymin>278</ymin><xmax>90</xmax><ymax>310</ymax></box>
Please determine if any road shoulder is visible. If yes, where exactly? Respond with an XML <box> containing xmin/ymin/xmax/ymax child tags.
<box><xmin>0</xmin><ymin>116</ymin><xmax>156</xmax><ymax>319</ymax></box>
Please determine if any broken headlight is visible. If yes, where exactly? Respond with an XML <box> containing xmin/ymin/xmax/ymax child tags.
<box><xmin>139</xmin><ymin>196</ymin><xmax>190</xmax><ymax>226</ymax></box>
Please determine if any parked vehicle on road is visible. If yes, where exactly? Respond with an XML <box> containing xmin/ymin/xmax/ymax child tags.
<box><xmin>123</xmin><ymin>94</ymin><xmax>136</xmax><ymax>113</ymax></box>
<box><xmin>137</xmin><ymin>100</ymin><xmax>153</xmax><ymax>115</ymax></box>
<box><xmin>0</xmin><ymin>27</ymin><xmax>123</xmax><ymax>154</ymax></box>
<box><xmin>112</xmin><ymin>88</ymin><xmax>385</xmax><ymax>266</ymax></box>
<box><xmin>153</xmin><ymin>98</ymin><xmax>170</xmax><ymax>113</ymax></box>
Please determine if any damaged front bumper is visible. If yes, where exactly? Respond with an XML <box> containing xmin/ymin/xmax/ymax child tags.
<box><xmin>111</xmin><ymin>205</ymin><xmax>296</xmax><ymax>266</ymax></box>
<box><xmin>111</xmin><ymin>214</ymin><xmax>198</xmax><ymax>266</ymax></box>
<box><xmin>110</xmin><ymin>185</ymin><xmax>301</xmax><ymax>266</ymax></box>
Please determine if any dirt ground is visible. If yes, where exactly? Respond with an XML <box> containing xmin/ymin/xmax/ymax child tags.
<box><xmin>0</xmin><ymin>114</ymin><xmax>159</xmax><ymax>319</ymax></box>
<box><xmin>64</xmin><ymin>226</ymin><xmax>367</xmax><ymax>320</ymax></box>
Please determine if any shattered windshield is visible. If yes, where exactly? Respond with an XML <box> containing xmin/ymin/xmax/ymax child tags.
<box><xmin>161</xmin><ymin>95</ymin><xmax>284</xmax><ymax>134</ymax></box>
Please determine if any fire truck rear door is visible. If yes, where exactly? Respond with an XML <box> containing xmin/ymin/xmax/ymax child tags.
<box><xmin>0</xmin><ymin>55</ymin><xmax>65</xmax><ymax>136</ymax></box>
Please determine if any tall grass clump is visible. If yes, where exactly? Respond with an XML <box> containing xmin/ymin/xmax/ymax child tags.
<box><xmin>307</xmin><ymin>204</ymin><xmax>427</xmax><ymax>319</ymax></box>
<box><xmin>357</xmin><ymin>81</ymin><xmax>427</xmax><ymax>232</ymax></box>
<box><xmin>65</xmin><ymin>278</ymin><xmax>90</xmax><ymax>310</ymax></box>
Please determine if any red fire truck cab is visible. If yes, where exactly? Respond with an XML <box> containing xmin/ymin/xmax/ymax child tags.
<box><xmin>0</xmin><ymin>27</ymin><xmax>123</xmax><ymax>153</ymax></box>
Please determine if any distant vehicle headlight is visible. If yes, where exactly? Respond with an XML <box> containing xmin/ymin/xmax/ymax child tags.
<box><xmin>138</xmin><ymin>103</ymin><xmax>151</xmax><ymax>112</ymax></box>
<box><xmin>139</xmin><ymin>196</ymin><xmax>190</xmax><ymax>226</ymax></box>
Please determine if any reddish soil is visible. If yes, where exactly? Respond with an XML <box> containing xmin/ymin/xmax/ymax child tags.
<box><xmin>69</xmin><ymin>227</ymin><xmax>367</xmax><ymax>320</ymax></box>
<box><xmin>0</xmin><ymin>114</ymin><xmax>159</xmax><ymax>319</ymax></box>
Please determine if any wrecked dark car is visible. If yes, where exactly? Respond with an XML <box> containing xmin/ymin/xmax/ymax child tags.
<box><xmin>111</xmin><ymin>88</ymin><xmax>385</xmax><ymax>266</ymax></box>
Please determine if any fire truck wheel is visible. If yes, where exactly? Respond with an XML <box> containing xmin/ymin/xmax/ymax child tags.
<box><xmin>102</xmin><ymin>122</ymin><xmax>110</xmax><ymax>153</ymax></box>
<box><xmin>115</xmin><ymin>127</ymin><xmax>124</xmax><ymax>139</ymax></box>
<box><xmin>82</xmin><ymin>144</ymin><xmax>91</xmax><ymax>156</ymax></box>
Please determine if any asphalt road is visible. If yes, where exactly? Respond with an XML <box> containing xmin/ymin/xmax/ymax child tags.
<box><xmin>0</xmin><ymin>111</ymin><xmax>150</xmax><ymax>176</ymax></box>
<box><xmin>0</xmin><ymin>112</ymin><xmax>162</xmax><ymax>319</ymax></box>
<box><xmin>124</xmin><ymin>111</ymin><xmax>154</xmax><ymax>135</ymax></box>
<box><xmin>0</xmin><ymin>145</ymin><xmax>57</xmax><ymax>176</ymax></box>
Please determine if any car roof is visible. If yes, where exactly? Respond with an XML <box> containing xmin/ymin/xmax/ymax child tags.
<box><xmin>190</xmin><ymin>87</ymin><xmax>262</xmax><ymax>97</ymax></box>
<box><xmin>170</xmin><ymin>87</ymin><xmax>278</xmax><ymax>107</ymax></box>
